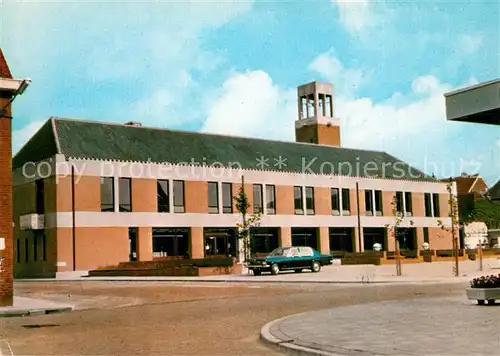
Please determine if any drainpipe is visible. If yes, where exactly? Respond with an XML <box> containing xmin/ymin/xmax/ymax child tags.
<box><xmin>356</xmin><ymin>182</ymin><xmax>362</xmax><ymax>252</ymax></box>
<box><xmin>71</xmin><ymin>163</ymin><xmax>76</xmax><ymax>271</ymax></box>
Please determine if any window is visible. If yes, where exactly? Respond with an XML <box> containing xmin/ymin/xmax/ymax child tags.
<box><xmin>100</xmin><ymin>177</ymin><xmax>115</xmax><ymax>212</ymax></box>
<box><xmin>395</xmin><ymin>191</ymin><xmax>404</xmax><ymax>215</ymax></box>
<box><xmin>118</xmin><ymin>178</ymin><xmax>132</xmax><ymax>212</ymax></box>
<box><xmin>424</xmin><ymin>193</ymin><xmax>432</xmax><ymax>217</ymax></box>
<box><xmin>250</xmin><ymin>227</ymin><xmax>279</xmax><ymax>254</ymax></box>
<box><xmin>294</xmin><ymin>186</ymin><xmax>304</xmax><ymax>214</ymax></box>
<box><xmin>297</xmin><ymin>247</ymin><xmax>314</xmax><ymax>257</ymax></box>
<box><xmin>253</xmin><ymin>184</ymin><xmax>263</xmax><ymax>214</ymax></box>
<box><xmin>331</xmin><ymin>188</ymin><xmax>340</xmax><ymax>215</ymax></box>
<box><xmin>265</xmin><ymin>185</ymin><xmax>276</xmax><ymax>214</ymax></box>
<box><xmin>16</xmin><ymin>239</ymin><xmax>20</xmax><ymax>263</ymax></box>
<box><xmin>365</xmin><ymin>190</ymin><xmax>373</xmax><ymax>216</ymax></box>
<box><xmin>423</xmin><ymin>227</ymin><xmax>429</xmax><ymax>243</ymax></box>
<box><xmin>25</xmin><ymin>238</ymin><xmax>29</xmax><ymax>262</ymax></box>
<box><xmin>404</xmin><ymin>192</ymin><xmax>413</xmax><ymax>216</ymax></box>
<box><xmin>208</xmin><ymin>182</ymin><xmax>219</xmax><ymax>214</ymax></box>
<box><xmin>305</xmin><ymin>187</ymin><xmax>315</xmax><ymax>215</ymax></box>
<box><xmin>34</xmin><ymin>232</ymin><xmax>38</xmax><ymax>262</ymax></box>
<box><xmin>35</xmin><ymin>179</ymin><xmax>44</xmax><ymax>214</ymax></box>
<box><xmin>152</xmin><ymin>228</ymin><xmax>189</xmax><ymax>258</ymax></box>
<box><xmin>157</xmin><ymin>180</ymin><xmax>169</xmax><ymax>212</ymax></box>
<box><xmin>222</xmin><ymin>183</ymin><xmax>233</xmax><ymax>213</ymax></box>
<box><xmin>173</xmin><ymin>180</ymin><xmax>185</xmax><ymax>213</ymax></box>
<box><xmin>42</xmin><ymin>233</ymin><xmax>46</xmax><ymax>261</ymax></box>
<box><xmin>341</xmin><ymin>188</ymin><xmax>350</xmax><ymax>215</ymax></box>
<box><xmin>374</xmin><ymin>190</ymin><xmax>383</xmax><ymax>216</ymax></box>
<box><xmin>432</xmin><ymin>193</ymin><xmax>440</xmax><ymax>217</ymax></box>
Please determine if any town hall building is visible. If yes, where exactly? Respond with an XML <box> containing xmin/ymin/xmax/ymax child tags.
<box><xmin>11</xmin><ymin>79</ymin><xmax>457</xmax><ymax>278</ymax></box>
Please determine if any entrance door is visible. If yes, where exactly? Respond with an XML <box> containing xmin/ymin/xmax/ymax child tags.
<box><xmin>204</xmin><ymin>228</ymin><xmax>237</xmax><ymax>258</ymax></box>
<box><xmin>129</xmin><ymin>227</ymin><xmax>137</xmax><ymax>261</ymax></box>
<box><xmin>205</xmin><ymin>235</ymin><xmax>228</xmax><ymax>256</ymax></box>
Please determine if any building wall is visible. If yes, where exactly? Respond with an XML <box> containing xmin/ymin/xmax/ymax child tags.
<box><xmin>428</xmin><ymin>227</ymin><xmax>455</xmax><ymax>250</ymax></box>
<box><xmin>0</xmin><ymin>96</ymin><xmax>13</xmax><ymax>304</ymax></box>
<box><xmin>12</xmin><ymin>157</ymin><xmax>458</xmax><ymax>276</ymax></box>
<box><xmin>316</xmin><ymin>123</ymin><xmax>341</xmax><ymax>147</ymax></box>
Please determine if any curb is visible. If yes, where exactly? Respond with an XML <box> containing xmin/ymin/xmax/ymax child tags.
<box><xmin>260</xmin><ymin>314</ymin><xmax>345</xmax><ymax>356</ymax></box>
<box><xmin>0</xmin><ymin>306</ymin><xmax>73</xmax><ymax>318</ymax></box>
<box><xmin>15</xmin><ymin>277</ymin><xmax>469</xmax><ymax>285</ymax></box>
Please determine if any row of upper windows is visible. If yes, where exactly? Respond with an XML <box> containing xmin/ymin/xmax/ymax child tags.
<box><xmin>98</xmin><ymin>177</ymin><xmax>444</xmax><ymax>217</ymax></box>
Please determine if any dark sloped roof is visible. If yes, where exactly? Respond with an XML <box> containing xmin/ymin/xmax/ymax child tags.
<box><xmin>12</xmin><ymin>117</ymin><xmax>436</xmax><ymax>181</ymax></box>
<box><xmin>12</xmin><ymin>119</ymin><xmax>59</xmax><ymax>170</ymax></box>
<box><xmin>488</xmin><ymin>180</ymin><xmax>500</xmax><ymax>199</ymax></box>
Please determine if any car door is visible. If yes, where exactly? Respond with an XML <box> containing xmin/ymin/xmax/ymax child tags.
<box><xmin>287</xmin><ymin>247</ymin><xmax>301</xmax><ymax>269</ymax></box>
<box><xmin>297</xmin><ymin>247</ymin><xmax>314</xmax><ymax>268</ymax></box>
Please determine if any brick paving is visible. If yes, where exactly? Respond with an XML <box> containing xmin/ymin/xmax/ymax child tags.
<box><xmin>266</xmin><ymin>295</ymin><xmax>500</xmax><ymax>355</ymax></box>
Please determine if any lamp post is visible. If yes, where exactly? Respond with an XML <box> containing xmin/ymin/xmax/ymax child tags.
<box><xmin>0</xmin><ymin>50</ymin><xmax>31</xmax><ymax>306</ymax></box>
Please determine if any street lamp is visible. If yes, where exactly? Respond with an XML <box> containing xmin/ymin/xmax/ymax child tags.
<box><xmin>448</xmin><ymin>177</ymin><xmax>459</xmax><ymax>277</ymax></box>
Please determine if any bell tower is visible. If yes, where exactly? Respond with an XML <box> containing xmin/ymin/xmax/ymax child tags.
<box><xmin>295</xmin><ymin>81</ymin><xmax>341</xmax><ymax>147</ymax></box>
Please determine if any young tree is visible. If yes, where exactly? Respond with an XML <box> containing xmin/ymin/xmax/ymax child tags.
<box><xmin>233</xmin><ymin>176</ymin><xmax>262</xmax><ymax>263</ymax></box>
<box><xmin>385</xmin><ymin>194</ymin><xmax>414</xmax><ymax>276</ymax></box>
<box><xmin>436</xmin><ymin>181</ymin><xmax>460</xmax><ymax>277</ymax></box>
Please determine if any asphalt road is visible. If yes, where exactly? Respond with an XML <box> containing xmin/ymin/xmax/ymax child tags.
<box><xmin>1</xmin><ymin>281</ymin><xmax>467</xmax><ymax>355</ymax></box>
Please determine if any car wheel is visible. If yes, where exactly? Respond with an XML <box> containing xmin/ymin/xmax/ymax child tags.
<box><xmin>294</xmin><ymin>269</ymin><xmax>303</xmax><ymax>273</ymax></box>
<box><xmin>270</xmin><ymin>263</ymin><xmax>280</xmax><ymax>275</ymax></box>
<box><xmin>253</xmin><ymin>269</ymin><xmax>262</xmax><ymax>276</ymax></box>
<box><xmin>311</xmin><ymin>261</ymin><xmax>321</xmax><ymax>273</ymax></box>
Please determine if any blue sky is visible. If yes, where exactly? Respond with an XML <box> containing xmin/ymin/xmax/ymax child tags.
<box><xmin>2</xmin><ymin>0</ymin><xmax>499</xmax><ymax>184</ymax></box>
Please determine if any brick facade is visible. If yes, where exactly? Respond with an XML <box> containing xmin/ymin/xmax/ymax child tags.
<box><xmin>12</xmin><ymin>171</ymin><xmax>458</xmax><ymax>277</ymax></box>
<box><xmin>0</xmin><ymin>94</ymin><xmax>13</xmax><ymax>305</ymax></box>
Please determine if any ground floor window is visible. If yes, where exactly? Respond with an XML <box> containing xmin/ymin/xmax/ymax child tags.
<box><xmin>291</xmin><ymin>227</ymin><xmax>318</xmax><ymax>250</ymax></box>
<box><xmin>204</xmin><ymin>227</ymin><xmax>237</xmax><ymax>258</ymax></box>
<box><xmin>129</xmin><ymin>227</ymin><xmax>137</xmax><ymax>261</ymax></box>
<box><xmin>395</xmin><ymin>227</ymin><xmax>416</xmax><ymax>250</ymax></box>
<box><xmin>459</xmin><ymin>227</ymin><xmax>465</xmax><ymax>249</ymax></box>
<box><xmin>363</xmin><ymin>227</ymin><xmax>386</xmax><ymax>251</ymax></box>
<box><xmin>329</xmin><ymin>227</ymin><xmax>354</xmax><ymax>252</ymax></box>
<box><xmin>152</xmin><ymin>228</ymin><xmax>189</xmax><ymax>258</ymax></box>
<box><xmin>250</xmin><ymin>227</ymin><xmax>279</xmax><ymax>255</ymax></box>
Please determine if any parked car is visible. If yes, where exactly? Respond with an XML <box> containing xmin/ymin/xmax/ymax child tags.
<box><xmin>247</xmin><ymin>246</ymin><xmax>334</xmax><ymax>275</ymax></box>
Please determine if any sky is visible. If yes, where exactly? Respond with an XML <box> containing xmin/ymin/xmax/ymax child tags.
<box><xmin>2</xmin><ymin>0</ymin><xmax>499</xmax><ymax>185</ymax></box>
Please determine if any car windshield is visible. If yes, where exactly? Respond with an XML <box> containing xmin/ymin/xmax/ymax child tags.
<box><xmin>268</xmin><ymin>247</ymin><xmax>290</xmax><ymax>257</ymax></box>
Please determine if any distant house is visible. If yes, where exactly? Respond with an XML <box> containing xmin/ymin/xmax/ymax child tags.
<box><xmin>440</xmin><ymin>174</ymin><xmax>488</xmax><ymax>221</ymax></box>
<box><xmin>487</xmin><ymin>179</ymin><xmax>500</xmax><ymax>201</ymax></box>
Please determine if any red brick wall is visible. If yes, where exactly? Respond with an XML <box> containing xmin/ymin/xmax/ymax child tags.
<box><xmin>0</xmin><ymin>95</ymin><xmax>13</xmax><ymax>305</ymax></box>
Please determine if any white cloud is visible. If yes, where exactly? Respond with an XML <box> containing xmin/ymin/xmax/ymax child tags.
<box><xmin>459</xmin><ymin>34</ymin><xmax>483</xmax><ymax>54</ymax></box>
<box><xmin>200</xmin><ymin>65</ymin><xmax>491</xmax><ymax>178</ymax></box>
<box><xmin>201</xmin><ymin>70</ymin><xmax>296</xmax><ymax>141</ymax></box>
<box><xmin>5</xmin><ymin>0</ymin><xmax>254</xmax><ymax>147</ymax></box>
<box><xmin>338</xmin><ymin>76</ymin><xmax>454</xmax><ymax>151</ymax></box>
<box><xmin>12</xmin><ymin>120</ymin><xmax>46</xmax><ymax>154</ymax></box>
<box><xmin>201</xmin><ymin>68</ymin><xmax>455</xmax><ymax>148</ymax></box>
<box><xmin>331</xmin><ymin>0</ymin><xmax>378</xmax><ymax>34</ymax></box>
<box><xmin>308</xmin><ymin>50</ymin><xmax>369</xmax><ymax>98</ymax></box>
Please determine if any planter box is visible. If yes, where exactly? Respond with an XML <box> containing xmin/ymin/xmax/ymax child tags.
<box><xmin>466</xmin><ymin>288</ymin><xmax>500</xmax><ymax>305</ymax></box>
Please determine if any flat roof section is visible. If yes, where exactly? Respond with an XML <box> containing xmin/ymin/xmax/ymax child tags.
<box><xmin>444</xmin><ymin>78</ymin><xmax>500</xmax><ymax>125</ymax></box>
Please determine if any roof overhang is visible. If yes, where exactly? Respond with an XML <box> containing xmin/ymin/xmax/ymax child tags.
<box><xmin>0</xmin><ymin>78</ymin><xmax>30</xmax><ymax>94</ymax></box>
<box><xmin>444</xmin><ymin>78</ymin><xmax>500</xmax><ymax>125</ymax></box>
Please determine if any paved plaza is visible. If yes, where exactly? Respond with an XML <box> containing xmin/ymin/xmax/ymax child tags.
<box><xmin>262</xmin><ymin>295</ymin><xmax>500</xmax><ymax>355</ymax></box>
<box><xmin>28</xmin><ymin>258</ymin><xmax>500</xmax><ymax>285</ymax></box>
